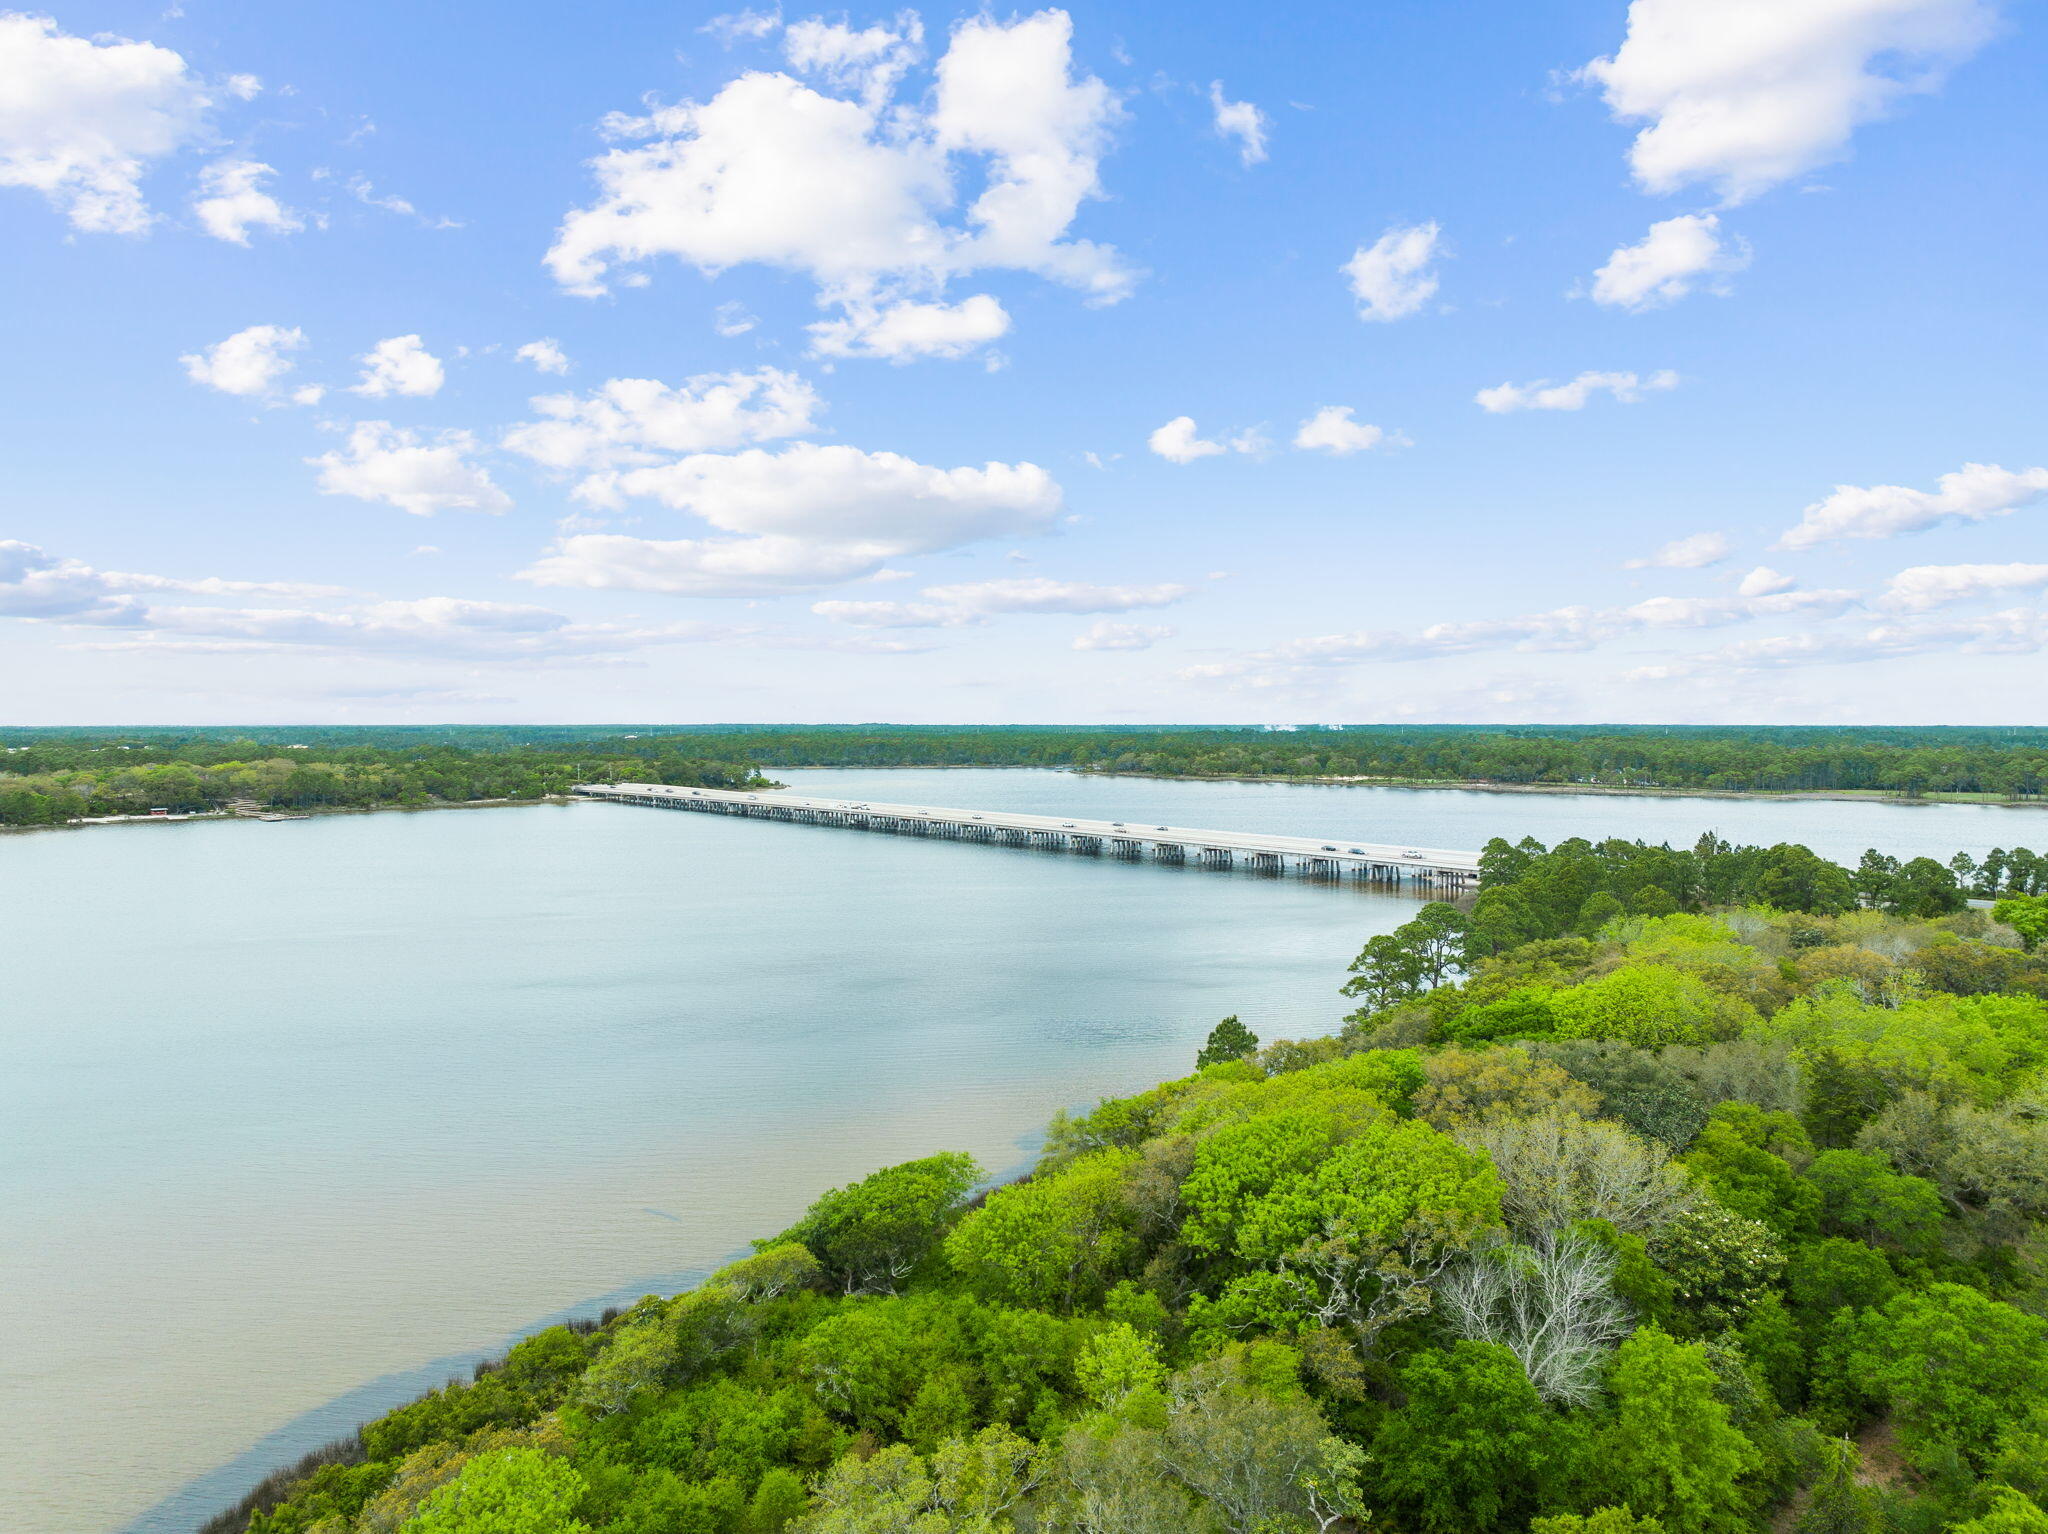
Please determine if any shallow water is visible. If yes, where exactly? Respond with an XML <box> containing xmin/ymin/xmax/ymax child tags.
<box><xmin>0</xmin><ymin>769</ymin><xmax>2023</xmax><ymax>1533</ymax></box>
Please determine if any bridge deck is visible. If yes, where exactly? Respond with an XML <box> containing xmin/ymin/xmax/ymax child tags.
<box><xmin>573</xmin><ymin>782</ymin><xmax>1480</xmax><ymax>886</ymax></box>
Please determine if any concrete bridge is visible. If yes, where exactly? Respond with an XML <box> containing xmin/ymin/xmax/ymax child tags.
<box><xmin>573</xmin><ymin>782</ymin><xmax>1482</xmax><ymax>889</ymax></box>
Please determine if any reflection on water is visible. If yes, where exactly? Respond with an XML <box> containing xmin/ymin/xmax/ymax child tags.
<box><xmin>0</xmin><ymin>768</ymin><xmax>2023</xmax><ymax>1533</ymax></box>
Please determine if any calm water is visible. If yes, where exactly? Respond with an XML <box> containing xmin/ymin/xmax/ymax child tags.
<box><xmin>0</xmin><ymin>769</ymin><xmax>2030</xmax><ymax>1534</ymax></box>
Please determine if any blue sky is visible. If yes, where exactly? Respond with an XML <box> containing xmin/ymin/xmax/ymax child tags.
<box><xmin>2</xmin><ymin>0</ymin><xmax>2044</xmax><ymax>724</ymax></box>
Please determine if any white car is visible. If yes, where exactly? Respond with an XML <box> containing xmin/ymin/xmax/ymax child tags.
<box><xmin>1403</xmin><ymin>849</ymin><xmax>1425</xmax><ymax>859</ymax></box>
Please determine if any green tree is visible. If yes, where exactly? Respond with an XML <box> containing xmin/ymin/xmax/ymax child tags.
<box><xmin>1792</xmin><ymin>1438</ymin><xmax>1882</xmax><ymax>1534</ymax></box>
<box><xmin>1196</xmin><ymin>1016</ymin><xmax>1259</xmax><ymax>1069</ymax></box>
<box><xmin>945</xmin><ymin>1148</ymin><xmax>1141</xmax><ymax>1311</ymax></box>
<box><xmin>1593</xmin><ymin>1328</ymin><xmax>1760</xmax><ymax>1534</ymax></box>
<box><xmin>1946</xmin><ymin>1492</ymin><xmax>2048</xmax><ymax>1534</ymax></box>
<box><xmin>1643</xmin><ymin>1204</ymin><xmax>1785</xmax><ymax>1334</ymax></box>
<box><xmin>1754</xmin><ymin>845</ymin><xmax>1856</xmax><ymax>915</ymax></box>
<box><xmin>1822</xmin><ymin>1284</ymin><xmax>2048</xmax><ymax>1471</ymax></box>
<box><xmin>1369</xmin><ymin>1341</ymin><xmax>1551</xmax><ymax>1533</ymax></box>
<box><xmin>1994</xmin><ymin>894</ymin><xmax>2048</xmax><ymax>952</ymax></box>
<box><xmin>1206</xmin><ymin>1115</ymin><xmax>1502</xmax><ymax>1350</ymax></box>
<box><xmin>1075</xmin><ymin>1322</ymin><xmax>1164</xmax><ymax>1409</ymax></box>
<box><xmin>779</xmin><ymin>1152</ymin><xmax>983</xmax><ymax>1295</ymax></box>
<box><xmin>1550</xmin><ymin>965</ymin><xmax>1755</xmax><ymax>1048</ymax></box>
<box><xmin>401</xmin><ymin>1448</ymin><xmax>589</xmax><ymax>1534</ymax></box>
<box><xmin>1802</xmin><ymin>1149</ymin><xmax>1944</xmax><ymax>1251</ymax></box>
<box><xmin>1532</xmin><ymin>1515</ymin><xmax>1666</xmax><ymax>1534</ymax></box>
<box><xmin>1884</xmin><ymin>856</ymin><xmax>1966</xmax><ymax>917</ymax></box>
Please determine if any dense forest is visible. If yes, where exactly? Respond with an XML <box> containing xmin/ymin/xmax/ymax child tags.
<box><xmin>0</xmin><ymin>736</ymin><xmax>771</xmax><ymax>826</ymax></box>
<box><xmin>213</xmin><ymin>834</ymin><xmax>2048</xmax><ymax>1534</ymax></box>
<box><xmin>8</xmin><ymin>725</ymin><xmax>2048</xmax><ymax>822</ymax></box>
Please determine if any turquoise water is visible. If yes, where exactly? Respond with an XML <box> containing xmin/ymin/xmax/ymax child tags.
<box><xmin>0</xmin><ymin>769</ymin><xmax>2029</xmax><ymax>1533</ymax></box>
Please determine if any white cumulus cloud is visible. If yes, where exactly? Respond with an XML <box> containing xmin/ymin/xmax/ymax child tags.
<box><xmin>190</xmin><ymin>158</ymin><xmax>303</xmax><ymax>244</ymax></box>
<box><xmin>309</xmin><ymin>423</ymin><xmax>512</xmax><ymax>517</ymax></box>
<box><xmin>181</xmin><ymin>324</ymin><xmax>306</xmax><ymax>397</ymax></box>
<box><xmin>1880</xmin><ymin>562</ymin><xmax>2048</xmax><ymax>612</ymax></box>
<box><xmin>807</xmin><ymin>294</ymin><xmax>1010</xmax><ymax>362</ymax></box>
<box><xmin>518</xmin><ymin>442</ymin><xmax>1062</xmax><ymax>597</ymax></box>
<box><xmin>1625</xmin><ymin>531</ymin><xmax>1732</xmax><ymax>569</ymax></box>
<box><xmin>1209</xmin><ymin>82</ymin><xmax>1268</xmax><ymax>166</ymax></box>
<box><xmin>784</xmin><ymin>13</ymin><xmax>923</xmax><ymax>107</ymax></box>
<box><xmin>1148</xmin><ymin>416</ymin><xmax>1226</xmax><ymax>464</ymax></box>
<box><xmin>545</xmin><ymin>11</ymin><xmax>1132</xmax><ymax>352</ymax></box>
<box><xmin>1590</xmin><ymin>213</ymin><xmax>1749</xmax><ymax>311</ymax></box>
<box><xmin>502</xmin><ymin>367</ymin><xmax>819</xmax><ymax>490</ymax></box>
<box><xmin>0</xmin><ymin>13</ymin><xmax>215</xmax><ymax>234</ymax></box>
<box><xmin>351</xmin><ymin>335</ymin><xmax>446</xmax><ymax>398</ymax></box>
<box><xmin>1343</xmin><ymin>221</ymin><xmax>1441</xmax><ymax>322</ymax></box>
<box><xmin>1476</xmin><ymin>369</ymin><xmax>1679</xmax><ymax>413</ymax></box>
<box><xmin>1776</xmin><ymin>462</ymin><xmax>2048</xmax><ymax>550</ymax></box>
<box><xmin>515</xmin><ymin>339</ymin><xmax>570</xmax><ymax>375</ymax></box>
<box><xmin>1580</xmin><ymin>0</ymin><xmax>1996</xmax><ymax>204</ymax></box>
<box><xmin>1737</xmin><ymin>565</ymin><xmax>1796</xmax><ymax>596</ymax></box>
<box><xmin>1293</xmin><ymin>406</ymin><xmax>1392</xmax><ymax>456</ymax></box>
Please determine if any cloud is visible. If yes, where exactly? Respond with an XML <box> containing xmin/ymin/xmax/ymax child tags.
<box><xmin>1633</xmin><ymin>606</ymin><xmax>2048</xmax><ymax>678</ymax></box>
<box><xmin>714</xmin><ymin>301</ymin><xmax>757</xmax><ymax>336</ymax></box>
<box><xmin>1476</xmin><ymin>369</ymin><xmax>1678</xmax><ymax>413</ymax></box>
<box><xmin>1625</xmin><ymin>531</ymin><xmax>1732</xmax><ymax>569</ymax></box>
<box><xmin>502</xmin><ymin>367</ymin><xmax>820</xmax><ymax>490</ymax></box>
<box><xmin>812</xmin><ymin>575</ymin><xmax>1188</xmax><ymax>629</ymax></box>
<box><xmin>181</xmin><ymin>324</ymin><xmax>306</xmax><ymax>397</ymax></box>
<box><xmin>1589</xmin><ymin>213</ymin><xmax>1749</xmax><ymax>310</ymax></box>
<box><xmin>1293</xmin><ymin>406</ymin><xmax>1393</xmax><ymax>456</ymax></box>
<box><xmin>1209</xmin><ymin>82</ymin><xmax>1268</xmax><ymax>166</ymax></box>
<box><xmin>807</xmin><ymin>293</ymin><xmax>1010</xmax><ymax>361</ymax></box>
<box><xmin>345</xmin><ymin>174</ymin><xmax>461</xmax><ymax>230</ymax></box>
<box><xmin>0</xmin><ymin>540</ymin><xmax>823</xmax><ymax>665</ymax></box>
<box><xmin>351</xmin><ymin>335</ymin><xmax>446</xmax><ymax>397</ymax></box>
<box><xmin>1880</xmin><ymin>562</ymin><xmax>2048</xmax><ymax>612</ymax></box>
<box><xmin>545</xmin><ymin>11</ymin><xmax>1132</xmax><ymax>351</ymax></box>
<box><xmin>1776</xmin><ymin>463</ymin><xmax>2048</xmax><ymax>550</ymax></box>
<box><xmin>518</xmin><ymin>442</ymin><xmax>1062</xmax><ymax>596</ymax></box>
<box><xmin>809</xmin><ymin>599</ymin><xmax>977</xmax><ymax>629</ymax></box>
<box><xmin>1737</xmin><ymin>565</ymin><xmax>1796</xmax><ymax>597</ymax></box>
<box><xmin>1342</xmin><ymin>221</ymin><xmax>1441</xmax><ymax>322</ymax></box>
<box><xmin>309</xmin><ymin>423</ymin><xmax>512</xmax><ymax>517</ymax></box>
<box><xmin>190</xmin><ymin>159</ymin><xmax>304</xmax><ymax>244</ymax></box>
<box><xmin>0</xmin><ymin>540</ymin><xmax>338</xmax><ymax>621</ymax></box>
<box><xmin>515</xmin><ymin>339</ymin><xmax>570</xmax><ymax>375</ymax></box>
<box><xmin>1148</xmin><ymin>416</ymin><xmax>1226</xmax><ymax>463</ymax></box>
<box><xmin>703</xmin><ymin>8</ymin><xmax>783</xmax><ymax>45</ymax></box>
<box><xmin>1580</xmin><ymin>0</ymin><xmax>1996</xmax><ymax>204</ymax></box>
<box><xmin>1219</xmin><ymin>586</ymin><xmax>1860</xmax><ymax>675</ymax></box>
<box><xmin>784</xmin><ymin>13</ymin><xmax>923</xmax><ymax>107</ymax></box>
<box><xmin>0</xmin><ymin>13</ymin><xmax>214</xmax><ymax>233</ymax></box>
<box><xmin>919</xmin><ymin>576</ymin><xmax>1189</xmax><ymax>615</ymax></box>
<box><xmin>1074</xmin><ymin>619</ymin><xmax>1173</xmax><ymax>651</ymax></box>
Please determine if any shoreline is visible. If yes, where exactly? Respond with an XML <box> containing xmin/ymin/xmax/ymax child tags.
<box><xmin>776</xmin><ymin>763</ymin><xmax>2048</xmax><ymax>809</ymax></box>
<box><xmin>10</xmin><ymin>769</ymin><xmax>2044</xmax><ymax>840</ymax></box>
<box><xmin>0</xmin><ymin>794</ymin><xmax>578</xmax><ymax>837</ymax></box>
<box><xmin>1074</xmin><ymin>769</ymin><xmax>2048</xmax><ymax>807</ymax></box>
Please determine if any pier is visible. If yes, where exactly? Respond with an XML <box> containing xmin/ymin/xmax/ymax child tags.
<box><xmin>573</xmin><ymin>783</ymin><xmax>1482</xmax><ymax>888</ymax></box>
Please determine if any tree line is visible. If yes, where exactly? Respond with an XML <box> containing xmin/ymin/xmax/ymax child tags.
<box><xmin>10</xmin><ymin>724</ymin><xmax>2048</xmax><ymax>799</ymax></box>
<box><xmin>0</xmin><ymin>738</ymin><xmax>770</xmax><ymax>826</ymax></box>
<box><xmin>215</xmin><ymin>843</ymin><xmax>2048</xmax><ymax>1534</ymax></box>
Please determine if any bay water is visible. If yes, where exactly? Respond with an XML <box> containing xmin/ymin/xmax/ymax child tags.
<box><xmin>0</xmin><ymin>768</ymin><xmax>2031</xmax><ymax>1533</ymax></box>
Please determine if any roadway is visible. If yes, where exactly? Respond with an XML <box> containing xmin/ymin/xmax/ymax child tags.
<box><xmin>573</xmin><ymin>782</ymin><xmax>1482</xmax><ymax>885</ymax></box>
